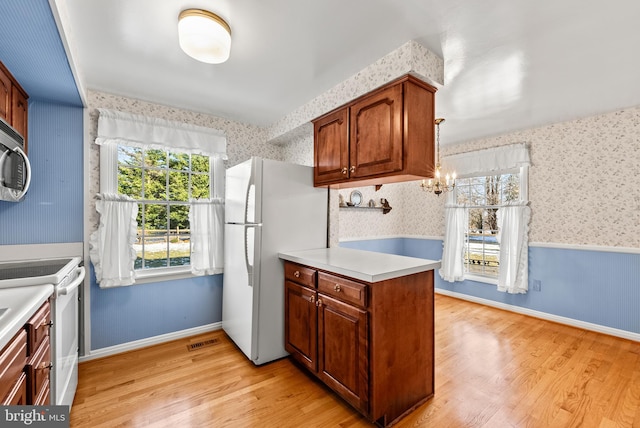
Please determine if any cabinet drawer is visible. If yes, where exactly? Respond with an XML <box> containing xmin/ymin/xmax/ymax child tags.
<box><xmin>0</xmin><ymin>329</ymin><xmax>27</xmax><ymax>402</ymax></box>
<box><xmin>2</xmin><ymin>372</ymin><xmax>27</xmax><ymax>405</ymax></box>
<box><xmin>26</xmin><ymin>300</ymin><xmax>51</xmax><ymax>356</ymax></box>
<box><xmin>284</xmin><ymin>262</ymin><xmax>316</xmax><ymax>289</ymax></box>
<box><xmin>27</xmin><ymin>339</ymin><xmax>51</xmax><ymax>405</ymax></box>
<box><xmin>318</xmin><ymin>272</ymin><xmax>367</xmax><ymax>308</ymax></box>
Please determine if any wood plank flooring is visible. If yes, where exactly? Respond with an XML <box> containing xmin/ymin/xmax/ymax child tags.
<box><xmin>70</xmin><ymin>295</ymin><xmax>640</xmax><ymax>427</ymax></box>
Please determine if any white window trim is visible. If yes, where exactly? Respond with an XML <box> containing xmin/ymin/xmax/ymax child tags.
<box><xmin>450</xmin><ymin>165</ymin><xmax>529</xmax><ymax>286</ymax></box>
<box><xmin>99</xmin><ymin>143</ymin><xmax>217</xmax><ymax>282</ymax></box>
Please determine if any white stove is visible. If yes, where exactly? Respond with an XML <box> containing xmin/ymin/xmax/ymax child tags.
<box><xmin>0</xmin><ymin>255</ymin><xmax>84</xmax><ymax>408</ymax></box>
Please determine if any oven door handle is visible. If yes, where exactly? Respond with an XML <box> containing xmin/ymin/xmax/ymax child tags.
<box><xmin>58</xmin><ymin>266</ymin><xmax>86</xmax><ymax>296</ymax></box>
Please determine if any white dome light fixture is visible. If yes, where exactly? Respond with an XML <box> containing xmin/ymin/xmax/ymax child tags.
<box><xmin>178</xmin><ymin>9</ymin><xmax>231</xmax><ymax>64</ymax></box>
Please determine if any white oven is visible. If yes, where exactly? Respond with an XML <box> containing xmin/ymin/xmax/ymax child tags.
<box><xmin>0</xmin><ymin>255</ymin><xmax>84</xmax><ymax>408</ymax></box>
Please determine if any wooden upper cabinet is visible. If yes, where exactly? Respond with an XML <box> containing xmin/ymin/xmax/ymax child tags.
<box><xmin>314</xmin><ymin>108</ymin><xmax>349</xmax><ymax>185</ymax></box>
<box><xmin>11</xmin><ymin>85</ymin><xmax>28</xmax><ymax>151</ymax></box>
<box><xmin>350</xmin><ymin>83</ymin><xmax>403</xmax><ymax>179</ymax></box>
<box><xmin>312</xmin><ymin>74</ymin><xmax>436</xmax><ymax>188</ymax></box>
<box><xmin>0</xmin><ymin>67</ymin><xmax>11</xmax><ymax>122</ymax></box>
<box><xmin>0</xmin><ymin>61</ymin><xmax>29</xmax><ymax>151</ymax></box>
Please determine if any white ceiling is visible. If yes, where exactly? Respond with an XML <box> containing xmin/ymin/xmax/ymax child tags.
<box><xmin>57</xmin><ymin>0</ymin><xmax>640</xmax><ymax>145</ymax></box>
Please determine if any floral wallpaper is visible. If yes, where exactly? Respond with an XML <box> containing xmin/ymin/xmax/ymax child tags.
<box><xmin>267</xmin><ymin>40</ymin><xmax>444</xmax><ymax>145</ymax></box>
<box><xmin>86</xmin><ymin>90</ymin><xmax>285</xmax><ymax>232</ymax></box>
<box><xmin>331</xmin><ymin>106</ymin><xmax>640</xmax><ymax>249</ymax></box>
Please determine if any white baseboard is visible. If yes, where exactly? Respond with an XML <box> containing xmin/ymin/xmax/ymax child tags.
<box><xmin>80</xmin><ymin>322</ymin><xmax>223</xmax><ymax>362</ymax></box>
<box><xmin>435</xmin><ymin>288</ymin><xmax>640</xmax><ymax>343</ymax></box>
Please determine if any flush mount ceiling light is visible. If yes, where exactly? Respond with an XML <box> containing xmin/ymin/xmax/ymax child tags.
<box><xmin>178</xmin><ymin>9</ymin><xmax>231</xmax><ymax>64</ymax></box>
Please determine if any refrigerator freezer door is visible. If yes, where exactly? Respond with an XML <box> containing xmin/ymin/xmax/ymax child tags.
<box><xmin>225</xmin><ymin>157</ymin><xmax>262</xmax><ymax>224</ymax></box>
<box><xmin>222</xmin><ymin>223</ymin><xmax>261</xmax><ymax>361</ymax></box>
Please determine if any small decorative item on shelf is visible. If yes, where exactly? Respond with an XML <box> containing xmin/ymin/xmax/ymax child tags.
<box><xmin>380</xmin><ymin>198</ymin><xmax>392</xmax><ymax>215</ymax></box>
<box><xmin>368</xmin><ymin>199</ymin><xmax>376</xmax><ymax>207</ymax></box>
<box><xmin>349</xmin><ymin>190</ymin><xmax>363</xmax><ymax>206</ymax></box>
<box><xmin>339</xmin><ymin>193</ymin><xmax>346</xmax><ymax>207</ymax></box>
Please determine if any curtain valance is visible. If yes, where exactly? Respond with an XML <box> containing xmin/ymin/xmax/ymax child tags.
<box><xmin>95</xmin><ymin>108</ymin><xmax>227</xmax><ymax>158</ymax></box>
<box><xmin>444</xmin><ymin>143</ymin><xmax>530</xmax><ymax>178</ymax></box>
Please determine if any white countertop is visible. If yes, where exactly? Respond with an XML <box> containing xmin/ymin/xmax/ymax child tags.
<box><xmin>0</xmin><ymin>284</ymin><xmax>54</xmax><ymax>351</ymax></box>
<box><xmin>278</xmin><ymin>247</ymin><xmax>440</xmax><ymax>283</ymax></box>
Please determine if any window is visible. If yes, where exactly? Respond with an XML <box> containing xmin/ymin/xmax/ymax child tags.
<box><xmin>117</xmin><ymin>145</ymin><xmax>212</xmax><ymax>270</ymax></box>
<box><xmin>455</xmin><ymin>173</ymin><xmax>520</xmax><ymax>279</ymax></box>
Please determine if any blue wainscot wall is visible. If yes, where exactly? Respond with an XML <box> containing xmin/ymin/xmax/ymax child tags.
<box><xmin>341</xmin><ymin>237</ymin><xmax>640</xmax><ymax>340</ymax></box>
<box><xmin>0</xmin><ymin>101</ymin><xmax>83</xmax><ymax>244</ymax></box>
<box><xmin>89</xmin><ymin>267</ymin><xmax>223</xmax><ymax>351</ymax></box>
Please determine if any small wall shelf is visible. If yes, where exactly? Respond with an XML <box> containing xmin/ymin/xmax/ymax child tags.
<box><xmin>339</xmin><ymin>199</ymin><xmax>392</xmax><ymax>215</ymax></box>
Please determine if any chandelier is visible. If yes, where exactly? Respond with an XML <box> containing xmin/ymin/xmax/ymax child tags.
<box><xmin>420</xmin><ymin>118</ymin><xmax>456</xmax><ymax>195</ymax></box>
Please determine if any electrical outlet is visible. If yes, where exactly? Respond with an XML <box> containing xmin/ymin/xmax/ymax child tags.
<box><xmin>531</xmin><ymin>280</ymin><xmax>541</xmax><ymax>292</ymax></box>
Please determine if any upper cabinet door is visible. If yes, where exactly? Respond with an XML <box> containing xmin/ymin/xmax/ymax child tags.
<box><xmin>0</xmin><ymin>68</ymin><xmax>11</xmax><ymax>122</ymax></box>
<box><xmin>314</xmin><ymin>108</ymin><xmax>349</xmax><ymax>186</ymax></box>
<box><xmin>349</xmin><ymin>83</ymin><xmax>403</xmax><ymax>179</ymax></box>
<box><xmin>11</xmin><ymin>85</ymin><xmax>28</xmax><ymax>151</ymax></box>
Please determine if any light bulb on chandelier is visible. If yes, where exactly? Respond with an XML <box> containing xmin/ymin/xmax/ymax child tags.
<box><xmin>420</xmin><ymin>118</ymin><xmax>456</xmax><ymax>195</ymax></box>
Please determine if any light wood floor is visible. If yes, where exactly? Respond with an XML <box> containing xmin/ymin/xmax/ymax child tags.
<box><xmin>70</xmin><ymin>295</ymin><xmax>640</xmax><ymax>427</ymax></box>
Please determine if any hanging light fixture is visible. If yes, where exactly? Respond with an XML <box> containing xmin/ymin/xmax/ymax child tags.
<box><xmin>420</xmin><ymin>118</ymin><xmax>456</xmax><ymax>195</ymax></box>
<box><xmin>178</xmin><ymin>9</ymin><xmax>232</xmax><ymax>64</ymax></box>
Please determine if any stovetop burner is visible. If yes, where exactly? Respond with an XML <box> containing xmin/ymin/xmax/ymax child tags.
<box><xmin>0</xmin><ymin>259</ymin><xmax>73</xmax><ymax>280</ymax></box>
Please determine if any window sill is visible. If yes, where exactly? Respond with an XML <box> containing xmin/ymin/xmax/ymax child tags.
<box><xmin>464</xmin><ymin>273</ymin><xmax>499</xmax><ymax>286</ymax></box>
<box><xmin>133</xmin><ymin>266</ymin><xmax>222</xmax><ymax>285</ymax></box>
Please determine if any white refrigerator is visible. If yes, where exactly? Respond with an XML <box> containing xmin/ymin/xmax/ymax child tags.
<box><xmin>222</xmin><ymin>157</ymin><xmax>328</xmax><ymax>365</ymax></box>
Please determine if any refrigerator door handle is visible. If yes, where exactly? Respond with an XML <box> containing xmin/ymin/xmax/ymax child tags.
<box><xmin>244</xmin><ymin>224</ymin><xmax>260</xmax><ymax>287</ymax></box>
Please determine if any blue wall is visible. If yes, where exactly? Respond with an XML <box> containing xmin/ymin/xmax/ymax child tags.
<box><xmin>0</xmin><ymin>101</ymin><xmax>83</xmax><ymax>244</ymax></box>
<box><xmin>90</xmin><ymin>267</ymin><xmax>223</xmax><ymax>350</ymax></box>
<box><xmin>341</xmin><ymin>238</ymin><xmax>640</xmax><ymax>335</ymax></box>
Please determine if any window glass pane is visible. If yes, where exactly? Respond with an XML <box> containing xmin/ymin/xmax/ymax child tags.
<box><xmin>468</xmin><ymin>208</ymin><xmax>483</xmax><ymax>233</ymax></box>
<box><xmin>485</xmin><ymin>176</ymin><xmax>501</xmax><ymax>205</ymax></box>
<box><xmin>483</xmin><ymin>208</ymin><xmax>498</xmax><ymax>233</ymax></box>
<box><xmin>141</xmin><ymin>204</ymin><xmax>168</xmax><ymax>269</ymax></box>
<box><xmin>169</xmin><ymin>152</ymin><xmax>190</xmax><ymax>171</ymax></box>
<box><xmin>192</xmin><ymin>174</ymin><xmax>210</xmax><ymax>199</ymax></box>
<box><xmin>134</xmin><ymin>203</ymin><xmax>144</xmax><ymax>269</ymax></box>
<box><xmin>191</xmin><ymin>154</ymin><xmax>209</xmax><ymax>173</ymax></box>
<box><xmin>169</xmin><ymin>171</ymin><xmax>190</xmax><ymax>201</ymax></box>
<box><xmin>503</xmin><ymin>174</ymin><xmax>520</xmax><ymax>202</ymax></box>
<box><xmin>118</xmin><ymin>146</ymin><xmax>142</xmax><ymax>166</ymax></box>
<box><xmin>118</xmin><ymin>166</ymin><xmax>142</xmax><ymax>198</ymax></box>
<box><xmin>169</xmin><ymin>204</ymin><xmax>190</xmax><ymax>267</ymax></box>
<box><xmin>145</xmin><ymin>149</ymin><xmax>167</xmax><ymax>168</ymax></box>
<box><xmin>145</xmin><ymin>169</ymin><xmax>167</xmax><ymax>200</ymax></box>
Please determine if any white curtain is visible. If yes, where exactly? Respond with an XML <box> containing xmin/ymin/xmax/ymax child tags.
<box><xmin>444</xmin><ymin>143</ymin><xmax>530</xmax><ymax>177</ymax></box>
<box><xmin>89</xmin><ymin>194</ymin><xmax>138</xmax><ymax>288</ymax></box>
<box><xmin>496</xmin><ymin>203</ymin><xmax>531</xmax><ymax>294</ymax></box>
<box><xmin>189</xmin><ymin>198</ymin><xmax>224</xmax><ymax>275</ymax></box>
<box><xmin>440</xmin><ymin>204</ymin><xmax>467</xmax><ymax>282</ymax></box>
<box><xmin>95</xmin><ymin>109</ymin><xmax>227</xmax><ymax>158</ymax></box>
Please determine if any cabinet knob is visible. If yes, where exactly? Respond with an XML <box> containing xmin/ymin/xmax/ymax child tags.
<box><xmin>316</xmin><ymin>298</ymin><xmax>322</xmax><ymax>307</ymax></box>
<box><xmin>309</xmin><ymin>295</ymin><xmax>315</xmax><ymax>304</ymax></box>
<box><xmin>350</xmin><ymin>165</ymin><xmax>356</xmax><ymax>173</ymax></box>
<box><xmin>37</xmin><ymin>362</ymin><xmax>53</xmax><ymax>371</ymax></box>
<box><xmin>334</xmin><ymin>284</ymin><xmax>342</xmax><ymax>292</ymax></box>
<box><xmin>294</xmin><ymin>270</ymin><xmax>300</xmax><ymax>278</ymax></box>
<box><xmin>341</xmin><ymin>167</ymin><xmax>348</xmax><ymax>175</ymax></box>
<box><xmin>39</xmin><ymin>320</ymin><xmax>53</xmax><ymax>329</ymax></box>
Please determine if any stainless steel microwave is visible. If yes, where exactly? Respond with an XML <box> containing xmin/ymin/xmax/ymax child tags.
<box><xmin>0</xmin><ymin>116</ymin><xmax>30</xmax><ymax>202</ymax></box>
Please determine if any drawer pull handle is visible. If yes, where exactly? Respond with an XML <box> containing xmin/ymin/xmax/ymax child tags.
<box><xmin>309</xmin><ymin>295</ymin><xmax>315</xmax><ymax>304</ymax></box>
<box><xmin>37</xmin><ymin>362</ymin><xmax>53</xmax><ymax>371</ymax></box>
<box><xmin>316</xmin><ymin>298</ymin><xmax>322</xmax><ymax>308</ymax></box>
<box><xmin>350</xmin><ymin>166</ymin><xmax>356</xmax><ymax>173</ymax></box>
<box><xmin>341</xmin><ymin>167</ymin><xmax>348</xmax><ymax>175</ymax></box>
<box><xmin>39</xmin><ymin>321</ymin><xmax>53</xmax><ymax>329</ymax></box>
<box><xmin>294</xmin><ymin>271</ymin><xmax>300</xmax><ymax>278</ymax></box>
<box><xmin>334</xmin><ymin>284</ymin><xmax>341</xmax><ymax>292</ymax></box>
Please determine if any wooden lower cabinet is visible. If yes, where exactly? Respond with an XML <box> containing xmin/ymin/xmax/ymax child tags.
<box><xmin>0</xmin><ymin>299</ymin><xmax>51</xmax><ymax>406</ymax></box>
<box><xmin>284</xmin><ymin>261</ymin><xmax>434</xmax><ymax>427</ymax></box>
